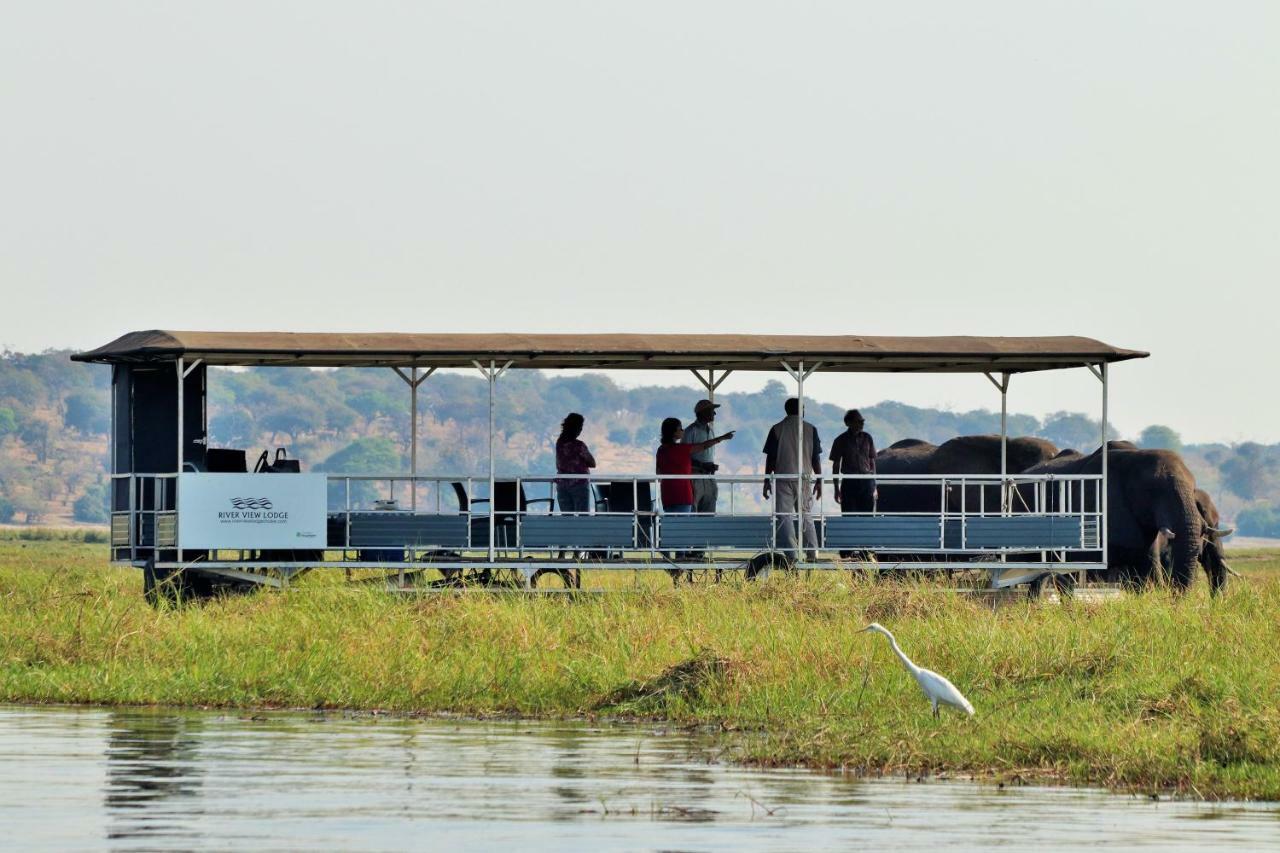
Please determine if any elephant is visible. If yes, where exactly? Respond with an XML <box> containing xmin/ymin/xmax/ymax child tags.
<box><xmin>869</xmin><ymin>436</ymin><xmax>1060</xmax><ymax>573</ymax></box>
<box><xmin>1154</xmin><ymin>488</ymin><xmax>1234</xmax><ymax>593</ymax></box>
<box><xmin>876</xmin><ymin>434</ymin><xmax>1060</xmax><ymax>514</ymax></box>
<box><xmin>874</xmin><ymin>439</ymin><xmax>938</xmax><ymax>513</ymax></box>
<box><xmin>930</xmin><ymin>434</ymin><xmax>1061</xmax><ymax>476</ymax></box>
<box><xmin>1021</xmin><ymin>443</ymin><xmax>1214</xmax><ymax>592</ymax></box>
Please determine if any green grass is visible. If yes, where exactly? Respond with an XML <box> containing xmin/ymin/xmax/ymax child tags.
<box><xmin>0</xmin><ymin>527</ymin><xmax>108</xmax><ymax>543</ymax></box>
<box><xmin>2</xmin><ymin>542</ymin><xmax>1279</xmax><ymax>800</ymax></box>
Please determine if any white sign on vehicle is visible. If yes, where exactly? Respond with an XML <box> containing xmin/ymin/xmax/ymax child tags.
<box><xmin>178</xmin><ymin>473</ymin><xmax>327</xmax><ymax>549</ymax></box>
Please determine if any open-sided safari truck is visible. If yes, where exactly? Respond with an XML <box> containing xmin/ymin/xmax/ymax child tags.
<box><xmin>72</xmin><ymin>331</ymin><xmax>1146</xmax><ymax>601</ymax></box>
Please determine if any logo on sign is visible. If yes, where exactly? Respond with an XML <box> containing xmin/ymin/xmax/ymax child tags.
<box><xmin>218</xmin><ymin>495</ymin><xmax>289</xmax><ymax>523</ymax></box>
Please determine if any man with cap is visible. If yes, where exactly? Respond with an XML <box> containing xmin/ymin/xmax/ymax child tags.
<box><xmin>829</xmin><ymin>409</ymin><xmax>877</xmax><ymax>559</ymax></box>
<box><xmin>684</xmin><ymin>399</ymin><xmax>722</xmax><ymax>515</ymax></box>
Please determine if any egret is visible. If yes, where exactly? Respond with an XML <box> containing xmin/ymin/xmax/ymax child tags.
<box><xmin>860</xmin><ymin>622</ymin><xmax>975</xmax><ymax>718</ymax></box>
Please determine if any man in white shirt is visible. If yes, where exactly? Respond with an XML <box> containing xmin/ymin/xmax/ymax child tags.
<box><xmin>684</xmin><ymin>399</ymin><xmax>720</xmax><ymax>515</ymax></box>
<box><xmin>762</xmin><ymin>398</ymin><xmax>822</xmax><ymax>561</ymax></box>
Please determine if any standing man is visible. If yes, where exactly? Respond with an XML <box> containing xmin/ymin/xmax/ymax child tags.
<box><xmin>829</xmin><ymin>409</ymin><xmax>877</xmax><ymax>559</ymax></box>
<box><xmin>684</xmin><ymin>399</ymin><xmax>721</xmax><ymax>515</ymax></box>
<box><xmin>762</xmin><ymin>398</ymin><xmax>821</xmax><ymax>562</ymax></box>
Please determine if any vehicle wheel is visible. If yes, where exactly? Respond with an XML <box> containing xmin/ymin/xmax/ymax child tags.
<box><xmin>746</xmin><ymin>551</ymin><xmax>792</xmax><ymax>581</ymax></box>
<box><xmin>434</xmin><ymin>566</ymin><xmax>493</xmax><ymax>587</ymax></box>
<box><xmin>142</xmin><ymin>558</ymin><xmax>160</xmax><ymax>604</ymax></box>
<box><xmin>143</xmin><ymin>559</ymin><xmax>187</xmax><ymax>606</ymax></box>
<box><xmin>1028</xmin><ymin>572</ymin><xmax>1077</xmax><ymax>599</ymax></box>
<box><xmin>530</xmin><ymin>568</ymin><xmax>580</xmax><ymax>589</ymax></box>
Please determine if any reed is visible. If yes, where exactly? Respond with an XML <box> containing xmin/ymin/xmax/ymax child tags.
<box><xmin>1</xmin><ymin>542</ymin><xmax>1277</xmax><ymax>799</ymax></box>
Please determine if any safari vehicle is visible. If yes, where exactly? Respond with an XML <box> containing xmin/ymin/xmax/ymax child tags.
<box><xmin>71</xmin><ymin>331</ymin><xmax>1145</xmax><ymax>600</ymax></box>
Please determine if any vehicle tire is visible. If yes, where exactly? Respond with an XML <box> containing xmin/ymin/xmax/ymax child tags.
<box><xmin>1028</xmin><ymin>571</ymin><xmax>1077</xmax><ymax>600</ymax></box>
<box><xmin>142</xmin><ymin>558</ymin><xmax>159</xmax><ymax>604</ymax></box>
<box><xmin>530</xmin><ymin>568</ymin><xmax>580</xmax><ymax>590</ymax></box>
<box><xmin>746</xmin><ymin>551</ymin><xmax>792</xmax><ymax>581</ymax></box>
<box><xmin>143</xmin><ymin>558</ymin><xmax>186</xmax><ymax>606</ymax></box>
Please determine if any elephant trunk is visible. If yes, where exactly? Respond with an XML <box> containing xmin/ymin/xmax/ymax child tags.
<box><xmin>1201</xmin><ymin>539</ymin><xmax>1230</xmax><ymax>596</ymax></box>
<box><xmin>1162</xmin><ymin>496</ymin><xmax>1202</xmax><ymax>591</ymax></box>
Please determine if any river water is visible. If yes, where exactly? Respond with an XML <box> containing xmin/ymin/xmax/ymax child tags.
<box><xmin>1</xmin><ymin>706</ymin><xmax>1275</xmax><ymax>851</ymax></box>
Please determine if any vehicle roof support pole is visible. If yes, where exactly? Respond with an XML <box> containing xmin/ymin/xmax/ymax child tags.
<box><xmin>175</xmin><ymin>357</ymin><xmax>184</xmax><ymax>555</ymax></box>
<box><xmin>1085</xmin><ymin>362</ymin><xmax>1108</xmax><ymax>562</ymax></box>
<box><xmin>474</xmin><ymin>360</ymin><xmax>512</xmax><ymax>564</ymax></box>
<box><xmin>1098</xmin><ymin>362</ymin><xmax>1108</xmax><ymax>562</ymax></box>
<box><xmin>781</xmin><ymin>360</ymin><xmax>822</xmax><ymax>562</ymax></box>
<box><xmin>176</xmin><ymin>357</ymin><xmax>184</xmax><ymax>476</ymax></box>
<box><xmin>690</xmin><ymin>368</ymin><xmax>733</xmax><ymax>403</ymax></box>
<box><xmin>487</xmin><ymin>361</ymin><xmax>496</xmax><ymax>563</ymax></box>
<box><xmin>394</xmin><ymin>366</ymin><xmax>436</xmax><ymax>511</ymax></box>
<box><xmin>984</xmin><ymin>371</ymin><xmax>1011</xmax><ymax>513</ymax></box>
<box><xmin>411</xmin><ymin>368</ymin><xmax>419</xmax><ymax>510</ymax></box>
<box><xmin>109</xmin><ymin>362</ymin><xmax>115</xmax><ymax>480</ymax></box>
<box><xmin>797</xmin><ymin>360</ymin><xmax>805</xmax><ymax>561</ymax></box>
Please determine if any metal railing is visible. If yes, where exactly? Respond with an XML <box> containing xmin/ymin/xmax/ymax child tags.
<box><xmin>108</xmin><ymin>471</ymin><xmax>1104</xmax><ymax>567</ymax></box>
<box><xmin>109</xmin><ymin>472</ymin><xmax>178</xmax><ymax>562</ymax></box>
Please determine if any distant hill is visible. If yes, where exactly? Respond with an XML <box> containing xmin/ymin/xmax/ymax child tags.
<box><xmin>2</xmin><ymin>349</ymin><xmax>1278</xmax><ymax>533</ymax></box>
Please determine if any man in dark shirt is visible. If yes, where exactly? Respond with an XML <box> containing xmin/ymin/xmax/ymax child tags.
<box><xmin>829</xmin><ymin>409</ymin><xmax>876</xmax><ymax>559</ymax></box>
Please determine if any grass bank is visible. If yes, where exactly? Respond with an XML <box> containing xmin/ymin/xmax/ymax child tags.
<box><xmin>2</xmin><ymin>542</ymin><xmax>1278</xmax><ymax>800</ymax></box>
<box><xmin>0</xmin><ymin>526</ymin><xmax>108</xmax><ymax>543</ymax></box>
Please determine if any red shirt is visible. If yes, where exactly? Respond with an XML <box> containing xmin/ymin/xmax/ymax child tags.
<box><xmin>655</xmin><ymin>443</ymin><xmax>697</xmax><ymax>508</ymax></box>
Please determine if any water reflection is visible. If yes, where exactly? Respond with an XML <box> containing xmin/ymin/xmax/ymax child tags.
<box><xmin>106</xmin><ymin>710</ymin><xmax>204</xmax><ymax>843</ymax></box>
<box><xmin>0</xmin><ymin>706</ymin><xmax>1276</xmax><ymax>851</ymax></box>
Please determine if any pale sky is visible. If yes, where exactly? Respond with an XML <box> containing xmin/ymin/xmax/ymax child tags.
<box><xmin>2</xmin><ymin>2</ymin><xmax>1276</xmax><ymax>443</ymax></box>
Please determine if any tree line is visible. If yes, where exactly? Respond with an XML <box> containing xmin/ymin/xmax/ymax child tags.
<box><xmin>1</xmin><ymin>349</ymin><xmax>1278</xmax><ymax>534</ymax></box>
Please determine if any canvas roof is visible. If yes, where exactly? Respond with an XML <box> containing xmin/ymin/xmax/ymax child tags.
<box><xmin>71</xmin><ymin>330</ymin><xmax>1147</xmax><ymax>373</ymax></box>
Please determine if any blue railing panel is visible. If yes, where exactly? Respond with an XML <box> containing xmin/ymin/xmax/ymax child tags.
<box><xmin>521</xmin><ymin>515</ymin><xmax>635</xmax><ymax>548</ymax></box>
<box><xmin>824</xmin><ymin>515</ymin><xmax>944</xmax><ymax>549</ymax></box>
<box><xmin>346</xmin><ymin>513</ymin><xmax>470</xmax><ymax>548</ymax></box>
<box><xmin>965</xmin><ymin>516</ymin><xmax>1083</xmax><ymax>549</ymax></box>
<box><xmin>658</xmin><ymin>516</ymin><xmax>774</xmax><ymax>549</ymax></box>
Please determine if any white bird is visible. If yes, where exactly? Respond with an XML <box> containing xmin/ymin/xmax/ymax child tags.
<box><xmin>861</xmin><ymin>622</ymin><xmax>975</xmax><ymax>718</ymax></box>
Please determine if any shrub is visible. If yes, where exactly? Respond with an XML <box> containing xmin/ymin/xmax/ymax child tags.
<box><xmin>63</xmin><ymin>390</ymin><xmax>109</xmax><ymax>434</ymax></box>
<box><xmin>1237</xmin><ymin>503</ymin><xmax>1280</xmax><ymax>538</ymax></box>
<box><xmin>1140</xmin><ymin>424</ymin><xmax>1183</xmax><ymax>452</ymax></box>
<box><xmin>73</xmin><ymin>481</ymin><xmax>110</xmax><ymax>524</ymax></box>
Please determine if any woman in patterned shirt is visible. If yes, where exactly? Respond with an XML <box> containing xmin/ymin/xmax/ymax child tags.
<box><xmin>555</xmin><ymin>412</ymin><xmax>596</xmax><ymax>513</ymax></box>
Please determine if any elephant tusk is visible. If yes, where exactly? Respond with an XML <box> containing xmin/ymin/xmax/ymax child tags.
<box><xmin>1225</xmin><ymin>563</ymin><xmax>1244</xmax><ymax>579</ymax></box>
<box><xmin>1206</xmin><ymin>526</ymin><xmax>1235</xmax><ymax>537</ymax></box>
<box><xmin>1159</xmin><ymin>527</ymin><xmax>1176</xmax><ymax>540</ymax></box>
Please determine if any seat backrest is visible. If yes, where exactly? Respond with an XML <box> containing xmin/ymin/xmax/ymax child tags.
<box><xmin>607</xmin><ymin>480</ymin><xmax>653</xmax><ymax>513</ymax></box>
<box><xmin>206</xmin><ymin>448</ymin><xmax>248</xmax><ymax>473</ymax></box>
<box><xmin>493</xmin><ymin>480</ymin><xmax>525</xmax><ymax>514</ymax></box>
<box><xmin>450</xmin><ymin>482</ymin><xmax>470</xmax><ymax>512</ymax></box>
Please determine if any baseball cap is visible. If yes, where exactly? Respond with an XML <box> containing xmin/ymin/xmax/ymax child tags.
<box><xmin>694</xmin><ymin>399</ymin><xmax>720</xmax><ymax>415</ymax></box>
